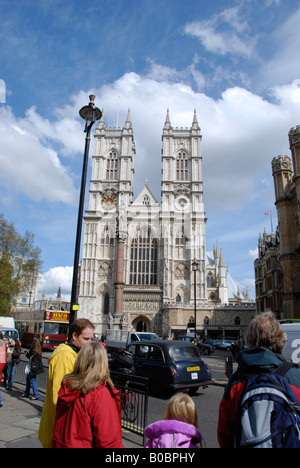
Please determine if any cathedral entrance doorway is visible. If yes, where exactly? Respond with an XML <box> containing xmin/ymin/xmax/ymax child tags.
<box><xmin>131</xmin><ymin>315</ymin><xmax>151</xmax><ymax>332</ymax></box>
<box><xmin>136</xmin><ymin>321</ymin><xmax>147</xmax><ymax>332</ymax></box>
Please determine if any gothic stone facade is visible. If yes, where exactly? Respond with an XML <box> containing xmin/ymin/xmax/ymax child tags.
<box><xmin>255</xmin><ymin>125</ymin><xmax>300</xmax><ymax>320</ymax></box>
<box><xmin>78</xmin><ymin>110</ymin><xmax>252</xmax><ymax>338</ymax></box>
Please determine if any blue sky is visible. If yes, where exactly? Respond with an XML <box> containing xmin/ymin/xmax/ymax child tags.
<box><xmin>1</xmin><ymin>0</ymin><xmax>300</xmax><ymax>300</ymax></box>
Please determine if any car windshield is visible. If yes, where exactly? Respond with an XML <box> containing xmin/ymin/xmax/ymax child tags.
<box><xmin>44</xmin><ymin>323</ymin><xmax>68</xmax><ymax>335</ymax></box>
<box><xmin>169</xmin><ymin>346</ymin><xmax>200</xmax><ymax>360</ymax></box>
<box><xmin>136</xmin><ymin>333</ymin><xmax>160</xmax><ymax>340</ymax></box>
<box><xmin>2</xmin><ymin>330</ymin><xmax>19</xmax><ymax>340</ymax></box>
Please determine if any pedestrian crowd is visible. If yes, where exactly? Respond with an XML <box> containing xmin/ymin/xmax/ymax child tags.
<box><xmin>1</xmin><ymin>312</ymin><xmax>300</xmax><ymax>448</ymax></box>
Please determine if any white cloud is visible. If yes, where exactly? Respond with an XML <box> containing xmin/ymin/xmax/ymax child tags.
<box><xmin>0</xmin><ymin>106</ymin><xmax>78</xmax><ymax>204</ymax></box>
<box><xmin>24</xmin><ymin>105</ymin><xmax>84</xmax><ymax>156</ymax></box>
<box><xmin>0</xmin><ymin>79</ymin><xmax>5</xmax><ymax>103</ymax></box>
<box><xmin>183</xmin><ymin>6</ymin><xmax>256</xmax><ymax>57</ymax></box>
<box><xmin>38</xmin><ymin>266</ymin><xmax>73</xmax><ymax>299</ymax></box>
<box><xmin>145</xmin><ymin>56</ymin><xmax>205</xmax><ymax>91</ymax></box>
<box><xmin>248</xmin><ymin>248</ymin><xmax>258</xmax><ymax>260</ymax></box>
<box><xmin>241</xmin><ymin>277</ymin><xmax>255</xmax><ymax>290</ymax></box>
<box><xmin>184</xmin><ymin>23</ymin><xmax>252</xmax><ymax>57</ymax></box>
<box><xmin>255</xmin><ymin>7</ymin><xmax>300</xmax><ymax>91</ymax></box>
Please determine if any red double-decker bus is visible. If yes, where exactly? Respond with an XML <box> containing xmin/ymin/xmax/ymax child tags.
<box><xmin>13</xmin><ymin>299</ymin><xmax>70</xmax><ymax>350</ymax></box>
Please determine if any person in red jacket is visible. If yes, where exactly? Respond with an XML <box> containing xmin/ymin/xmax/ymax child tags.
<box><xmin>0</xmin><ymin>332</ymin><xmax>7</xmax><ymax>408</ymax></box>
<box><xmin>52</xmin><ymin>341</ymin><xmax>124</xmax><ymax>448</ymax></box>
<box><xmin>217</xmin><ymin>312</ymin><xmax>300</xmax><ymax>448</ymax></box>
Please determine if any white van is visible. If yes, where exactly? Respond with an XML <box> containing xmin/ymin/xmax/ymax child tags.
<box><xmin>0</xmin><ymin>316</ymin><xmax>19</xmax><ymax>342</ymax></box>
<box><xmin>0</xmin><ymin>317</ymin><xmax>15</xmax><ymax>329</ymax></box>
<box><xmin>281</xmin><ymin>322</ymin><xmax>300</xmax><ymax>364</ymax></box>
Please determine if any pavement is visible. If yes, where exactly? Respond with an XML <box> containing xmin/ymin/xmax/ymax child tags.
<box><xmin>0</xmin><ymin>383</ymin><xmax>43</xmax><ymax>448</ymax></box>
<box><xmin>0</xmin><ymin>379</ymin><xmax>228</xmax><ymax>449</ymax></box>
<box><xmin>0</xmin><ymin>382</ymin><xmax>144</xmax><ymax>448</ymax></box>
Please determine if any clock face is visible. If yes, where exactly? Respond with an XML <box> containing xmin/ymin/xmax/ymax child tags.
<box><xmin>175</xmin><ymin>195</ymin><xmax>190</xmax><ymax>211</ymax></box>
<box><xmin>101</xmin><ymin>195</ymin><xmax>117</xmax><ymax>210</ymax></box>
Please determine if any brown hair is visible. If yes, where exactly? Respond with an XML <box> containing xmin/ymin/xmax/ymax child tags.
<box><xmin>14</xmin><ymin>338</ymin><xmax>22</xmax><ymax>352</ymax></box>
<box><xmin>31</xmin><ymin>337</ymin><xmax>42</xmax><ymax>356</ymax></box>
<box><xmin>246</xmin><ymin>311</ymin><xmax>287</xmax><ymax>354</ymax></box>
<box><xmin>70</xmin><ymin>318</ymin><xmax>94</xmax><ymax>338</ymax></box>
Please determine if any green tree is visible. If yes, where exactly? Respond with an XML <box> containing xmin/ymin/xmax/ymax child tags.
<box><xmin>0</xmin><ymin>214</ymin><xmax>42</xmax><ymax>315</ymax></box>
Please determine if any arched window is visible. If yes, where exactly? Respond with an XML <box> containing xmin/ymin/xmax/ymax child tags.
<box><xmin>207</xmin><ymin>272</ymin><xmax>214</xmax><ymax>288</ymax></box>
<box><xmin>175</xmin><ymin>225</ymin><xmax>187</xmax><ymax>258</ymax></box>
<box><xmin>176</xmin><ymin>152</ymin><xmax>188</xmax><ymax>181</ymax></box>
<box><xmin>103</xmin><ymin>293</ymin><xmax>109</xmax><ymax>314</ymax></box>
<box><xmin>101</xmin><ymin>225</ymin><xmax>113</xmax><ymax>246</ymax></box>
<box><xmin>100</xmin><ymin>225</ymin><xmax>114</xmax><ymax>257</ymax></box>
<box><xmin>106</xmin><ymin>151</ymin><xmax>118</xmax><ymax>180</ymax></box>
<box><xmin>129</xmin><ymin>228</ymin><xmax>158</xmax><ymax>285</ymax></box>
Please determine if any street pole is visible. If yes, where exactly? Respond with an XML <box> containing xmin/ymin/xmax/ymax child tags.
<box><xmin>192</xmin><ymin>259</ymin><xmax>199</xmax><ymax>341</ymax></box>
<box><xmin>69</xmin><ymin>96</ymin><xmax>102</xmax><ymax>333</ymax></box>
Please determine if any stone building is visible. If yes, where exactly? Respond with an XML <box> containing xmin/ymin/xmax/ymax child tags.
<box><xmin>78</xmin><ymin>110</ymin><xmax>253</xmax><ymax>338</ymax></box>
<box><xmin>254</xmin><ymin>228</ymin><xmax>281</xmax><ymax>316</ymax></box>
<box><xmin>254</xmin><ymin>125</ymin><xmax>300</xmax><ymax>319</ymax></box>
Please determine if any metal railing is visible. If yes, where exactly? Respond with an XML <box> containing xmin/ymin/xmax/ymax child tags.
<box><xmin>111</xmin><ymin>371</ymin><xmax>149</xmax><ymax>445</ymax></box>
<box><xmin>14</xmin><ymin>355</ymin><xmax>48</xmax><ymax>393</ymax></box>
<box><xmin>13</xmin><ymin>355</ymin><xmax>149</xmax><ymax>444</ymax></box>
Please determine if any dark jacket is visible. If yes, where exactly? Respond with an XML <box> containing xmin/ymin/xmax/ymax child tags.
<box><xmin>217</xmin><ymin>347</ymin><xmax>300</xmax><ymax>448</ymax></box>
<box><xmin>10</xmin><ymin>346</ymin><xmax>21</xmax><ymax>365</ymax></box>
<box><xmin>26</xmin><ymin>346</ymin><xmax>44</xmax><ymax>377</ymax></box>
<box><xmin>29</xmin><ymin>353</ymin><xmax>44</xmax><ymax>377</ymax></box>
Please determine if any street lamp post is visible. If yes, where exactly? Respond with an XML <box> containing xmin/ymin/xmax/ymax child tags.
<box><xmin>69</xmin><ymin>95</ymin><xmax>102</xmax><ymax>330</ymax></box>
<box><xmin>192</xmin><ymin>259</ymin><xmax>199</xmax><ymax>341</ymax></box>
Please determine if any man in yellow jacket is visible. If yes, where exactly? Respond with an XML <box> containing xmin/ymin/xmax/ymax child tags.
<box><xmin>38</xmin><ymin>318</ymin><xmax>95</xmax><ymax>448</ymax></box>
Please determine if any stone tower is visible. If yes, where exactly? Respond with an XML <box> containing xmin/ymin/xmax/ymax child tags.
<box><xmin>161</xmin><ymin>109</ymin><xmax>206</xmax><ymax>307</ymax></box>
<box><xmin>271</xmin><ymin>125</ymin><xmax>300</xmax><ymax>318</ymax></box>
<box><xmin>78</xmin><ymin>110</ymin><xmax>135</xmax><ymax>326</ymax></box>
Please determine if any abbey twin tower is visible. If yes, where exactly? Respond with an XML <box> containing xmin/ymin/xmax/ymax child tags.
<box><xmin>78</xmin><ymin>109</ymin><xmax>251</xmax><ymax>339</ymax></box>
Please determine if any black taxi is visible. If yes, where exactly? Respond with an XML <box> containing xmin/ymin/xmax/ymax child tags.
<box><xmin>127</xmin><ymin>340</ymin><xmax>212</xmax><ymax>395</ymax></box>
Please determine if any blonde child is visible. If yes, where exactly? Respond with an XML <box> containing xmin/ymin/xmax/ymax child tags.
<box><xmin>144</xmin><ymin>393</ymin><xmax>203</xmax><ymax>448</ymax></box>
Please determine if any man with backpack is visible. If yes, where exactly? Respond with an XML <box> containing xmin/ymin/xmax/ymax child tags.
<box><xmin>217</xmin><ymin>312</ymin><xmax>300</xmax><ymax>448</ymax></box>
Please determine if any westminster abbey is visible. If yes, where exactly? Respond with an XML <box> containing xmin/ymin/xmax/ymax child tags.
<box><xmin>78</xmin><ymin>110</ymin><xmax>253</xmax><ymax>339</ymax></box>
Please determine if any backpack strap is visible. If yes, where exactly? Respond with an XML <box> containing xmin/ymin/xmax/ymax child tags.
<box><xmin>272</xmin><ymin>362</ymin><xmax>295</xmax><ymax>377</ymax></box>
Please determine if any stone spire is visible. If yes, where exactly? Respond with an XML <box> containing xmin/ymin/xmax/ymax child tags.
<box><xmin>124</xmin><ymin>108</ymin><xmax>132</xmax><ymax>130</ymax></box>
<box><xmin>192</xmin><ymin>109</ymin><xmax>200</xmax><ymax>129</ymax></box>
<box><xmin>163</xmin><ymin>108</ymin><xmax>172</xmax><ymax>131</ymax></box>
